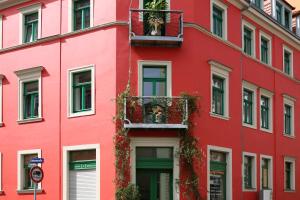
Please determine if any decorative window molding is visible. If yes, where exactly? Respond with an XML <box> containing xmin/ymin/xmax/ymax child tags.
<box><xmin>17</xmin><ymin>149</ymin><xmax>42</xmax><ymax>192</ymax></box>
<box><xmin>68</xmin><ymin>0</ymin><xmax>94</xmax><ymax>32</ymax></box>
<box><xmin>242</xmin><ymin>20</ymin><xmax>256</xmax><ymax>58</ymax></box>
<box><xmin>130</xmin><ymin>137</ymin><xmax>180</xmax><ymax>200</ymax></box>
<box><xmin>242</xmin><ymin>152</ymin><xmax>257</xmax><ymax>191</ymax></box>
<box><xmin>284</xmin><ymin>157</ymin><xmax>296</xmax><ymax>192</ymax></box>
<box><xmin>0</xmin><ymin>75</ymin><xmax>4</xmax><ymax>127</ymax></box>
<box><xmin>260</xmin><ymin>154</ymin><xmax>273</xmax><ymax>190</ymax></box>
<box><xmin>282</xmin><ymin>45</ymin><xmax>293</xmax><ymax>77</ymax></box>
<box><xmin>259</xmin><ymin>31</ymin><xmax>272</xmax><ymax>66</ymax></box>
<box><xmin>138</xmin><ymin>60</ymin><xmax>172</xmax><ymax>97</ymax></box>
<box><xmin>15</xmin><ymin>66</ymin><xmax>43</xmax><ymax>123</ymax></box>
<box><xmin>209</xmin><ymin>60</ymin><xmax>231</xmax><ymax>120</ymax></box>
<box><xmin>210</xmin><ymin>0</ymin><xmax>228</xmax><ymax>40</ymax></box>
<box><xmin>19</xmin><ymin>3</ymin><xmax>42</xmax><ymax>44</ymax></box>
<box><xmin>283</xmin><ymin>95</ymin><xmax>295</xmax><ymax>138</ymax></box>
<box><xmin>62</xmin><ymin>144</ymin><xmax>100</xmax><ymax>200</ymax></box>
<box><xmin>67</xmin><ymin>65</ymin><xmax>95</xmax><ymax>118</ymax></box>
<box><xmin>207</xmin><ymin>145</ymin><xmax>232</xmax><ymax>200</ymax></box>
<box><xmin>242</xmin><ymin>81</ymin><xmax>257</xmax><ymax>129</ymax></box>
<box><xmin>259</xmin><ymin>88</ymin><xmax>273</xmax><ymax>133</ymax></box>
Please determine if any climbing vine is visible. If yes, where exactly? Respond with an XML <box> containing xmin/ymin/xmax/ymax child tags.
<box><xmin>114</xmin><ymin>86</ymin><xmax>201</xmax><ymax>200</ymax></box>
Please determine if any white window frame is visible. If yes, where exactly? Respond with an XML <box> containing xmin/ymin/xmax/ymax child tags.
<box><xmin>242</xmin><ymin>152</ymin><xmax>257</xmax><ymax>191</ymax></box>
<box><xmin>282</xmin><ymin>45</ymin><xmax>293</xmax><ymax>77</ymax></box>
<box><xmin>242</xmin><ymin>20</ymin><xmax>256</xmax><ymax>58</ymax></box>
<box><xmin>207</xmin><ymin>145</ymin><xmax>232</xmax><ymax>200</ymax></box>
<box><xmin>259</xmin><ymin>31</ymin><xmax>272</xmax><ymax>66</ymax></box>
<box><xmin>260</xmin><ymin>154</ymin><xmax>273</xmax><ymax>190</ymax></box>
<box><xmin>17</xmin><ymin>149</ymin><xmax>42</xmax><ymax>191</ymax></box>
<box><xmin>0</xmin><ymin>75</ymin><xmax>3</xmax><ymax>127</ymax></box>
<box><xmin>19</xmin><ymin>3</ymin><xmax>42</xmax><ymax>44</ymax></box>
<box><xmin>283</xmin><ymin>95</ymin><xmax>295</xmax><ymax>138</ymax></box>
<box><xmin>63</xmin><ymin>144</ymin><xmax>100</xmax><ymax>200</ymax></box>
<box><xmin>67</xmin><ymin>65</ymin><xmax>95</xmax><ymax>118</ymax></box>
<box><xmin>260</xmin><ymin>88</ymin><xmax>273</xmax><ymax>133</ymax></box>
<box><xmin>210</xmin><ymin>0</ymin><xmax>228</xmax><ymax>40</ymax></box>
<box><xmin>15</xmin><ymin>66</ymin><xmax>43</xmax><ymax>123</ymax></box>
<box><xmin>68</xmin><ymin>0</ymin><xmax>94</xmax><ymax>32</ymax></box>
<box><xmin>284</xmin><ymin>157</ymin><xmax>296</xmax><ymax>192</ymax></box>
<box><xmin>138</xmin><ymin>60</ymin><xmax>172</xmax><ymax>97</ymax></box>
<box><xmin>242</xmin><ymin>81</ymin><xmax>257</xmax><ymax>129</ymax></box>
<box><xmin>209</xmin><ymin>60</ymin><xmax>231</xmax><ymax>120</ymax></box>
<box><xmin>130</xmin><ymin>137</ymin><xmax>180</xmax><ymax>200</ymax></box>
<box><xmin>0</xmin><ymin>15</ymin><xmax>2</xmax><ymax>49</ymax></box>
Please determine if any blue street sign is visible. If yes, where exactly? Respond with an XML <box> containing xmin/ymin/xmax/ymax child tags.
<box><xmin>30</xmin><ymin>157</ymin><xmax>44</xmax><ymax>164</ymax></box>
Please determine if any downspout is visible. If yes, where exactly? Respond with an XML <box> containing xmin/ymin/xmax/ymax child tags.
<box><xmin>273</xmin><ymin>59</ymin><xmax>277</xmax><ymax>200</ymax></box>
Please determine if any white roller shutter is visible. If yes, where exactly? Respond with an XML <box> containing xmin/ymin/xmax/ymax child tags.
<box><xmin>69</xmin><ymin>169</ymin><xmax>97</xmax><ymax>200</ymax></box>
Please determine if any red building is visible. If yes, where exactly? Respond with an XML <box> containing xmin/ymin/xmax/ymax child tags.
<box><xmin>0</xmin><ymin>0</ymin><xmax>299</xmax><ymax>199</ymax></box>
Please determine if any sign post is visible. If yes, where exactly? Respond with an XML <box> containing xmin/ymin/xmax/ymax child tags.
<box><xmin>30</xmin><ymin>158</ymin><xmax>44</xmax><ymax>200</ymax></box>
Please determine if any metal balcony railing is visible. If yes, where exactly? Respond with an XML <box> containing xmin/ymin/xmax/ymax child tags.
<box><xmin>129</xmin><ymin>9</ymin><xmax>183</xmax><ymax>47</ymax></box>
<box><xmin>124</xmin><ymin>96</ymin><xmax>188</xmax><ymax>129</ymax></box>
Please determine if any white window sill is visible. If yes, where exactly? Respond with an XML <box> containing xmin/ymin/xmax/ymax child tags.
<box><xmin>283</xmin><ymin>134</ymin><xmax>295</xmax><ymax>139</ymax></box>
<box><xmin>260</xmin><ymin>127</ymin><xmax>273</xmax><ymax>134</ymax></box>
<box><xmin>68</xmin><ymin>110</ymin><xmax>95</xmax><ymax>118</ymax></box>
<box><xmin>17</xmin><ymin>189</ymin><xmax>43</xmax><ymax>194</ymax></box>
<box><xmin>243</xmin><ymin>188</ymin><xmax>257</xmax><ymax>192</ymax></box>
<box><xmin>284</xmin><ymin>190</ymin><xmax>296</xmax><ymax>193</ymax></box>
<box><xmin>210</xmin><ymin>112</ymin><xmax>230</xmax><ymax>120</ymax></box>
<box><xmin>17</xmin><ymin>117</ymin><xmax>43</xmax><ymax>124</ymax></box>
<box><xmin>242</xmin><ymin>123</ymin><xmax>257</xmax><ymax>130</ymax></box>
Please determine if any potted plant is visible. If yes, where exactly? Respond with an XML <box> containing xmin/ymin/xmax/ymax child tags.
<box><xmin>145</xmin><ymin>0</ymin><xmax>168</xmax><ymax>36</ymax></box>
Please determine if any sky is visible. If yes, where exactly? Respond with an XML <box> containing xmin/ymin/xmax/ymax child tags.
<box><xmin>287</xmin><ymin>0</ymin><xmax>300</xmax><ymax>10</ymax></box>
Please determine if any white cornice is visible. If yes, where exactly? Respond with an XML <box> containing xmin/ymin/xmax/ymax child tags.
<box><xmin>0</xmin><ymin>0</ymin><xmax>30</xmax><ymax>11</ymax></box>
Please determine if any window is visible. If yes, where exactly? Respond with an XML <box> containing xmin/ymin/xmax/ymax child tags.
<box><xmin>15</xmin><ymin>66</ymin><xmax>43</xmax><ymax>123</ymax></box>
<box><xmin>69</xmin><ymin>0</ymin><xmax>93</xmax><ymax>32</ymax></box>
<box><xmin>284</xmin><ymin>9</ymin><xmax>291</xmax><ymax>29</ymax></box>
<box><xmin>283</xmin><ymin>96</ymin><xmax>295</xmax><ymax>137</ymax></box>
<box><xmin>252</xmin><ymin>0</ymin><xmax>262</xmax><ymax>9</ymax></box>
<box><xmin>68</xmin><ymin>65</ymin><xmax>95</xmax><ymax>117</ymax></box>
<box><xmin>243</xmin><ymin>153</ymin><xmax>257</xmax><ymax>191</ymax></box>
<box><xmin>242</xmin><ymin>21</ymin><xmax>256</xmax><ymax>57</ymax></box>
<box><xmin>283</xmin><ymin>46</ymin><xmax>293</xmax><ymax>76</ymax></box>
<box><xmin>210</xmin><ymin>61</ymin><xmax>231</xmax><ymax>119</ymax></box>
<box><xmin>284</xmin><ymin>158</ymin><xmax>295</xmax><ymax>191</ymax></box>
<box><xmin>0</xmin><ymin>75</ymin><xmax>3</xmax><ymax>127</ymax></box>
<box><xmin>17</xmin><ymin>149</ymin><xmax>41</xmax><ymax>192</ymax></box>
<box><xmin>211</xmin><ymin>0</ymin><xmax>227</xmax><ymax>40</ymax></box>
<box><xmin>260</xmin><ymin>89</ymin><xmax>273</xmax><ymax>133</ymax></box>
<box><xmin>276</xmin><ymin>2</ymin><xmax>282</xmax><ymax>24</ymax></box>
<box><xmin>260</xmin><ymin>155</ymin><xmax>273</xmax><ymax>190</ymax></box>
<box><xmin>63</xmin><ymin>144</ymin><xmax>100</xmax><ymax>200</ymax></box>
<box><xmin>19</xmin><ymin>4</ymin><xmax>41</xmax><ymax>44</ymax></box>
<box><xmin>208</xmin><ymin>145</ymin><xmax>232</xmax><ymax>200</ymax></box>
<box><xmin>243</xmin><ymin>82</ymin><xmax>257</xmax><ymax>128</ymax></box>
<box><xmin>260</xmin><ymin>32</ymin><xmax>272</xmax><ymax>65</ymax></box>
<box><xmin>131</xmin><ymin>138</ymin><xmax>180</xmax><ymax>200</ymax></box>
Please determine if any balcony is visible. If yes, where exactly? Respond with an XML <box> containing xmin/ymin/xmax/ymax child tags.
<box><xmin>123</xmin><ymin>96</ymin><xmax>188</xmax><ymax>129</ymax></box>
<box><xmin>129</xmin><ymin>9</ymin><xmax>183</xmax><ymax>47</ymax></box>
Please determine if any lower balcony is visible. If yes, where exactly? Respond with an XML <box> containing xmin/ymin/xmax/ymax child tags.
<box><xmin>129</xmin><ymin>9</ymin><xmax>183</xmax><ymax>47</ymax></box>
<box><xmin>124</xmin><ymin>96</ymin><xmax>188</xmax><ymax>129</ymax></box>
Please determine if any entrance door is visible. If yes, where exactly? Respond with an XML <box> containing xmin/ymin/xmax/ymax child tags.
<box><xmin>210</xmin><ymin>152</ymin><xmax>227</xmax><ymax>200</ymax></box>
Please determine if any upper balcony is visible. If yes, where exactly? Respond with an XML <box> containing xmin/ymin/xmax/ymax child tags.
<box><xmin>123</xmin><ymin>96</ymin><xmax>188</xmax><ymax>129</ymax></box>
<box><xmin>129</xmin><ymin>9</ymin><xmax>183</xmax><ymax>47</ymax></box>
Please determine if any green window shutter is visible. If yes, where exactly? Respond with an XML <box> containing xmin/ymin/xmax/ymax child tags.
<box><xmin>261</xmin><ymin>96</ymin><xmax>269</xmax><ymax>129</ymax></box>
<box><xmin>213</xmin><ymin>5</ymin><xmax>223</xmax><ymax>38</ymax></box>
<box><xmin>72</xmin><ymin>70</ymin><xmax>92</xmax><ymax>113</ymax></box>
<box><xmin>212</xmin><ymin>75</ymin><xmax>224</xmax><ymax>115</ymax></box>
<box><xmin>244</xmin><ymin>28</ymin><xmax>252</xmax><ymax>55</ymax></box>
<box><xmin>23</xmin><ymin>81</ymin><xmax>39</xmax><ymax>119</ymax></box>
<box><xmin>74</xmin><ymin>0</ymin><xmax>90</xmax><ymax>31</ymax></box>
<box><xmin>284</xmin><ymin>104</ymin><xmax>291</xmax><ymax>135</ymax></box>
<box><xmin>243</xmin><ymin>89</ymin><xmax>253</xmax><ymax>125</ymax></box>
<box><xmin>24</xmin><ymin>12</ymin><xmax>38</xmax><ymax>43</ymax></box>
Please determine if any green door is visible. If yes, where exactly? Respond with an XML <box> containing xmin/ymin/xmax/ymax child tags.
<box><xmin>210</xmin><ymin>156</ymin><xmax>227</xmax><ymax>200</ymax></box>
<box><xmin>143</xmin><ymin>0</ymin><xmax>166</xmax><ymax>36</ymax></box>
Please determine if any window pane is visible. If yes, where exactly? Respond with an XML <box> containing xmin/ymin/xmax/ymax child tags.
<box><xmin>262</xmin><ymin>159</ymin><xmax>269</xmax><ymax>189</ymax></box>
<box><xmin>24</xmin><ymin>13</ymin><xmax>38</xmax><ymax>43</ymax></box>
<box><xmin>156</xmin><ymin>82</ymin><xmax>166</xmax><ymax>96</ymax></box>
<box><xmin>261</xmin><ymin>38</ymin><xmax>269</xmax><ymax>64</ymax></box>
<box><xmin>70</xmin><ymin>150</ymin><xmax>96</xmax><ymax>161</ymax></box>
<box><xmin>243</xmin><ymin>89</ymin><xmax>253</xmax><ymax>124</ymax></box>
<box><xmin>74</xmin><ymin>0</ymin><xmax>90</xmax><ymax>30</ymax></box>
<box><xmin>285</xmin><ymin>162</ymin><xmax>292</xmax><ymax>190</ymax></box>
<box><xmin>136</xmin><ymin>147</ymin><xmax>173</xmax><ymax>159</ymax></box>
<box><xmin>261</xmin><ymin>96</ymin><xmax>269</xmax><ymax>129</ymax></box>
<box><xmin>143</xmin><ymin>67</ymin><xmax>166</xmax><ymax>79</ymax></box>
<box><xmin>143</xmin><ymin>82</ymin><xmax>154</xmax><ymax>96</ymax></box>
<box><xmin>23</xmin><ymin>154</ymin><xmax>38</xmax><ymax>189</ymax></box>
<box><xmin>213</xmin><ymin>5</ymin><xmax>223</xmax><ymax>37</ymax></box>
<box><xmin>73</xmin><ymin>71</ymin><xmax>91</xmax><ymax>85</ymax></box>
<box><xmin>212</xmin><ymin>76</ymin><xmax>224</xmax><ymax>115</ymax></box>
<box><xmin>244</xmin><ymin>28</ymin><xmax>252</xmax><ymax>55</ymax></box>
<box><xmin>24</xmin><ymin>81</ymin><xmax>39</xmax><ymax>119</ymax></box>
<box><xmin>142</xmin><ymin>67</ymin><xmax>167</xmax><ymax>96</ymax></box>
<box><xmin>244</xmin><ymin>156</ymin><xmax>252</xmax><ymax>188</ymax></box>
<box><xmin>284</xmin><ymin>51</ymin><xmax>291</xmax><ymax>75</ymax></box>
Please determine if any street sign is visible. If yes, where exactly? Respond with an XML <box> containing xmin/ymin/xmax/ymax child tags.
<box><xmin>30</xmin><ymin>166</ymin><xmax>44</xmax><ymax>184</ymax></box>
<box><xmin>30</xmin><ymin>157</ymin><xmax>44</xmax><ymax>164</ymax></box>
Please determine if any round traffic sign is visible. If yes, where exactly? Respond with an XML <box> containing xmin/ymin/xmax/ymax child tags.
<box><xmin>29</xmin><ymin>166</ymin><xmax>44</xmax><ymax>183</ymax></box>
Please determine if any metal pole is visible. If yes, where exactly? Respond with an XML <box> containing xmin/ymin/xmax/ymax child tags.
<box><xmin>34</xmin><ymin>182</ymin><xmax>37</xmax><ymax>200</ymax></box>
